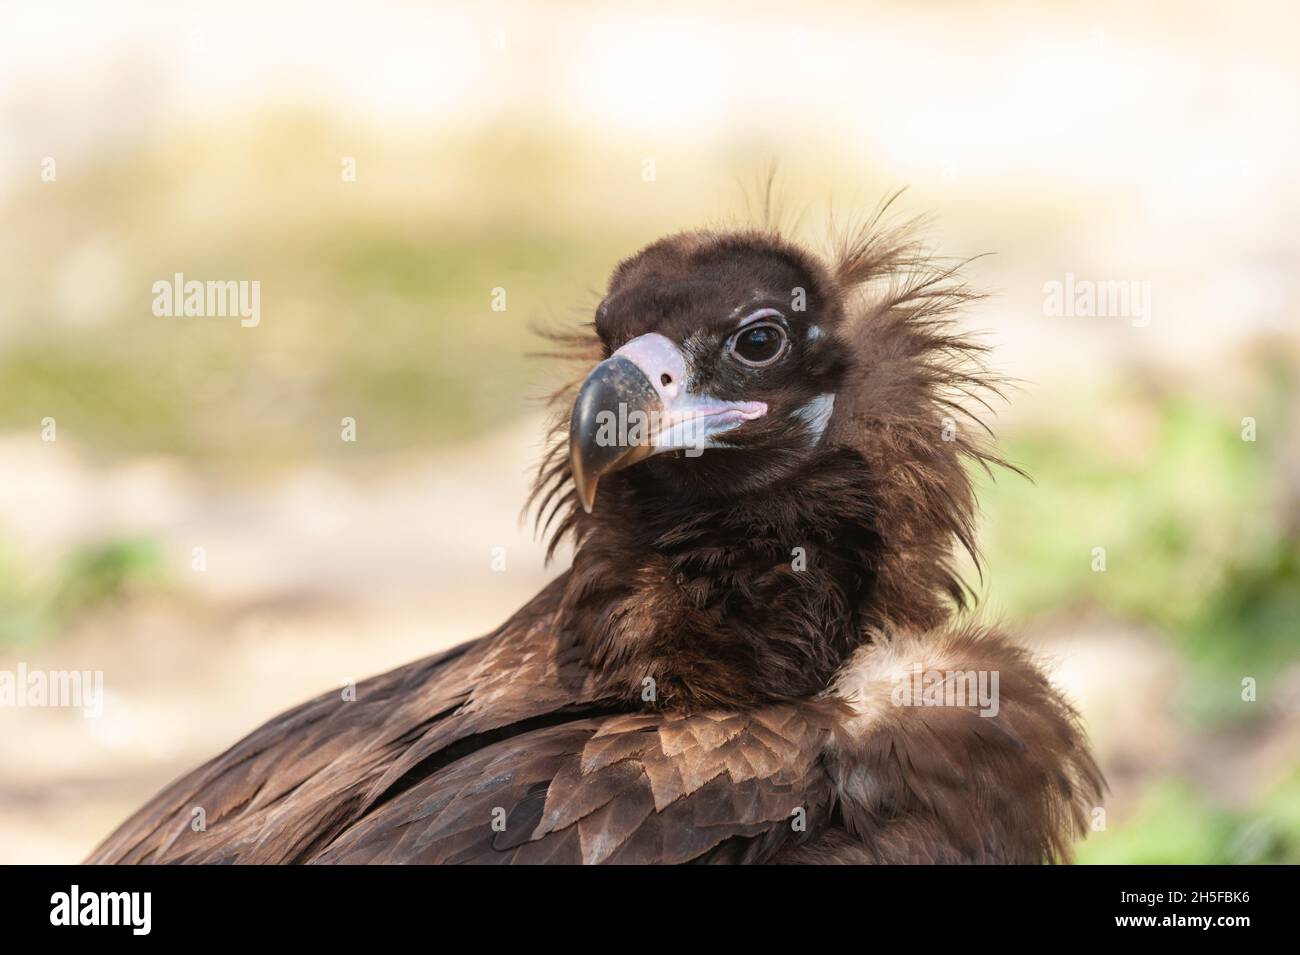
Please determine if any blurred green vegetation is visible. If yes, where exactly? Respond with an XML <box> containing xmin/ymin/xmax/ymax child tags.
<box><xmin>0</xmin><ymin>226</ymin><xmax>607</xmax><ymax>469</ymax></box>
<box><xmin>0</xmin><ymin>537</ymin><xmax>165</xmax><ymax>645</ymax></box>
<box><xmin>973</xmin><ymin>369</ymin><xmax>1300</xmax><ymax>863</ymax></box>
<box><xmin>0</xmin><ymin>125</ymin><xmax>661</xmax><ymax>472</ymax></box>
<box><xmin>1079</xmin><ymin>772</ymin><xmax>1300</xmax><ymax>864</ymax></box>
<box><xmin>978</xmin><ymin>378</ymin><xmax>1299</xmax><ymax>725</ymax></box>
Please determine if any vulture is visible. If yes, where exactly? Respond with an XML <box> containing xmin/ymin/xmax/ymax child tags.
<box><xmin>90</xmin><ymin>210</ymin><xmax>1104</xmax><ymax>865</ymax></box>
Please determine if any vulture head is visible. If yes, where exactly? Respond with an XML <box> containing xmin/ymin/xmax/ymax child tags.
<box><xmin>568</xmin><ymin>232</ymin><xmax>849</xmax><ymax>510</ymax></box>
<box><xmin>533</xmin><ymin>212</ymin><xmax>1009</xmax><ymax>712</ymax></box>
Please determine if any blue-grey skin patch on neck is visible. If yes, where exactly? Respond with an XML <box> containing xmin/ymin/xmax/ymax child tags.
<box><xmin>795</xmin><ymin>393</ymin><xmax>835</xmax><ymax>444</ymax></box>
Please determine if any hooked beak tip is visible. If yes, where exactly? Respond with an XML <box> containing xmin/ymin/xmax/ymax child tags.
<box><xmin>572</xmin><ymin>462</ymin><xmax>598</xmax><ymax>514</ymax></box>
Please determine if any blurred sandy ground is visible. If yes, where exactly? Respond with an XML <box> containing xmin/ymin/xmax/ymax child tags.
<box><xmin>1</xmin><ymin>0</ymin><xmax>1298</xmax><ymax>862</ymax></box>
<box><xmin>0</xmin><ymin>423</ymin><xmax>564</xmax><ymax>862</ymax></box>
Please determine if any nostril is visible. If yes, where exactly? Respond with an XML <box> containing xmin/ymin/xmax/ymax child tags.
<box><xmin>660</xmin><ymin>373</ymin><xmax>673</xmax><ymax>387</ymax></box>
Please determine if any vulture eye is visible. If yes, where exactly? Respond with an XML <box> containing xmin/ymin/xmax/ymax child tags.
<box><xmin>730</xmin><ymin>322</ymin><xmax>787</xmax><ymax>367</ymax></box>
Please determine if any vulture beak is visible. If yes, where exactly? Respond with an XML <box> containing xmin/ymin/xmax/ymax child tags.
<box><xmin>569</xmin><ymin>333</ymin><xmax>766</xmax><ymax>513</ymax></box>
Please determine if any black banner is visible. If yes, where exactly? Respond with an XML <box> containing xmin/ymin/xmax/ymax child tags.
<box><xmin>0</xmin><ymin>864</ymin><xmax>1279</xmax><ymax>942</ymax></box>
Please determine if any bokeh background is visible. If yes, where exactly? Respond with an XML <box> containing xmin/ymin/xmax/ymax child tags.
<box><xmin>2</xmin><ymin>0</ymin><xmax>1297</xmax><ymax>863</ymax></box>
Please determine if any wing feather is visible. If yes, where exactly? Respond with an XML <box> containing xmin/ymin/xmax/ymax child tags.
<box><xmin>314</xmin><ymin>705</ymin><xmax>833</xmax><ymax>864</ymax></box>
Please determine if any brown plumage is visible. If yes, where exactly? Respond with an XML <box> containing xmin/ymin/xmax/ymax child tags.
<box><xmin>89</xmin><ymin>202</ymin><xmax>1103</xmax><ymax>865</ymax></box>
